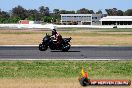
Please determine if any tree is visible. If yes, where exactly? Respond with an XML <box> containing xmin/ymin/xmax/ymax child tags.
<box><xmin>27</xmin><ymin>9</ymin><xmax>40</xmax><ymax>21</ymax></box>
<box><xmin>112</xmin><ymin>8</ymin><xmax>118</xmax><ymax>15</ymax></box>
<box><xmin>76</xmin><ymin>8</ymin><xmax>91</xmax><ymax>14</ymax></box>
<box><xmin>27</xmin><ymin>15</ymin><xmax>35</xmax><ymax>21</ymax></box>
<box><xmin>0</xmin><ymin>18</ymin><xmax>6</xmax><ymax>23</ymax></box>
<box><xmin>8</xmin><ymin>16</ymin><xmax>21</xmax><ymax>23</ymax></box>
<box><xmin>39</xmin><ymin>6</ymin><xmax>50</xmax><ymax>16</ymax></box>
<box><xmin>0</xmin><ymin>11</ymin><xmax>10</xmax><ymax>18</ymax></box>
<box><xmin>124</xmin><ymin>9</ymin><xmax>132</xmax><ymax>16</ymax></box>
<box><xmin>89</xmin><ymin>10</ymin><xmax>95</xmax><ymax>14</ymax></box>
<box><xmin>59</xmin><ymin>10</ymin><xmax>67</xmax><ymax>14</ymax></box>
<box><xmin>117</xmin><ymin>10</ymin><xmax>124</xmax><ymax>16</ymax></box>
<box><xmin>11</xmin><ymin>5</ymin><xmax>28</xmax><ymax>20</ymax></box>
<box><xmin>53</xmin><ymin>9</ymin><xmax>60</xmax><ymax>14</ymax></box>
<box><xmin>0</xmin><ymin>10</ymin><xmax>10</xmax><ymax>23</ymax></box>
<box><xmin>96</xmin><ymin>10</ymin><xmax>102</xmax><ymax>14</ymax></box>
<box><xmin>67</xmin><ymin>10</ymin><xmax>75</xmax><ymax>14</ymax></box>
<box><xmin>105</xmin><ymin>8</ymin><xmax>123</xmax><ymax>16</ymax></box>
<box><xmin>42</xmin><ymin>16</ymin><xmax>52</xmax><ymax>23</ymax></box>
<box><xmin>105</xmin><ymin>9</ymin><xmax>114</xmax><ymax>16</ymax></box>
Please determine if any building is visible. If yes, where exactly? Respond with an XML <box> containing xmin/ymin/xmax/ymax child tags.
<box><xmin>100</xmin><ymin>16</ymin><xmax>132</xmax><ymax>25</ymax></box>
<box><xmin>60</xmin><ymin>14</ymin><xmax>103</xmax><ymax>25</ymax></box>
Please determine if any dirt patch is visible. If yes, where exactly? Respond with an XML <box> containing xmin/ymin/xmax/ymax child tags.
<box><xmin>0</xmin><ymin>78</ymin><xmax>131</xmax><ymax>88</ymax></box>
<box><xmin>0</xmin><ymin>29</ymin><xmax>132</xmax><ymax>45</ymax></box>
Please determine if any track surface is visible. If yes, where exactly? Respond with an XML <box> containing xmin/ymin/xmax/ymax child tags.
<box><xmin>0</xmin><ymin>46</ymin><xmax>132</xmax><ymax>60</ymax></box>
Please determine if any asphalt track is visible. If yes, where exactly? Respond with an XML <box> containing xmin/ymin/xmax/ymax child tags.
<box><xmin>0</xmin><ymin>46</ymin><xmax>132</xmax><ymax>60</ymax></box>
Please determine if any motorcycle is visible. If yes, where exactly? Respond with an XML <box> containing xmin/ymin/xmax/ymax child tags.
<box><xmin>39</xmin><ymin>33</ymin><xmax>72</xmax><ymax>52</ymax></box>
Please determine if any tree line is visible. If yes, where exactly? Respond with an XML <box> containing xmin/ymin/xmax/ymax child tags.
<box><xmin>0</xmin><ymin>5</ymin><xmax>132</xmax><ymax>23</ymax></box>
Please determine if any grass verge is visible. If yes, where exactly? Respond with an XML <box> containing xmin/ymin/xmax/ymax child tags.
<box><xmin>0</xmin><ymin>61</ymin><xmax>132</xmax><ymax>79</ymax></box>
<box><xmin>0</xmin><ymin>61</ymin><xmax>132</xmax><ymax>88</ymax></box>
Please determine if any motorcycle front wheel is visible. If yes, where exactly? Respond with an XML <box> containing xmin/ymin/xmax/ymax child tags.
<box><xmin>62</xmin><ymin>43</ymin><xmax>71</xmax><ymax>52</ymax></box>
<box><xmin>39</xmin><ymin>44</ymin><xmax>48</xmax><ymax>51</ymax></box>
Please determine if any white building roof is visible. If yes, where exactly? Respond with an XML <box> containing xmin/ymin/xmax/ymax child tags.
<box><xmin>60</xmin><ymin>14</ymin><xmax>92</xmax><ymax>16</ymax></box>
<box><xmin>100</xmin><ymin>16</ymin><xmax>132</xmax><ymax>21</ymax></box>
<box><xmin>60</xmin><ymin>14</ymin><xmax>102</xmax><ymax>16</ymax></box>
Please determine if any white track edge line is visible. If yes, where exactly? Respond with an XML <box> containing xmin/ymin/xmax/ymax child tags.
<box><xmin>0</xmin><ymin>45</ymin><xmax>131</xmax><ymax>47</ymax></box>
<box><xmin>0</xmin><ymin>59</ymin><xmax>132</xmax><ymax>61</ymax></box>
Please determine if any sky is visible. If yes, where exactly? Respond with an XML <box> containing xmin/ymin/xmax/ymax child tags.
<box><xmin>0</xmin><ymin>0</ymin><xmax>132</xmax><ymax>13</ymax></box>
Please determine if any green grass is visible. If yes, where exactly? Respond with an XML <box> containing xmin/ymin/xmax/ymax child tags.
<box><xmin>0</xmin><ymin>61</ymin><xmax>132</xmax><ymax>79</ymax></box>
<box><xmin>0</xmin><ymin>31</ymin><xmax>45</xmax><ymax>34</ymax></box>
<box><xmin>59</xmin><ymin>28</ymin><xmax>132</xmax><ymax>32</ymax></box>
<box><xmin>96</xmin><ymin>28</ymin><xmax>132</xmax><ymax>32</ymax></box>
<box><xmin>1</xmin><ymin>31</ymin><xmax>132</xmax><ymax>37</ymax></box>
<box><xmin>1</xmin><ymin>28</ymin><xmax>132</xmax><ymax>36</ymax></box>
<box><xmin>67</xmin><ymin>32</ymin><xmax>132</xmax><ymax>37</ymax></box>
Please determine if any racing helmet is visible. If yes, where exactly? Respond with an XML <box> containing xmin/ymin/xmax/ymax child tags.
<box><xmin>52</xmin><ymin>29</ymin><xmax>57</xmax><ymax>35</ymax></box>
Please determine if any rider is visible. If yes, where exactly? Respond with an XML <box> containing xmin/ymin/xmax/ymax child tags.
<box><xmin>51</xmin><ymin>27</ymin><xmax>62</xmax><ymax>46</ymax></box>
<box><xmin>81</xmin><ymin>67</ymin><xmax>89</xmax><ymax>78</ymax></box>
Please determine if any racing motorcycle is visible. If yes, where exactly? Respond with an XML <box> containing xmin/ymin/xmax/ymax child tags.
<box><xmin>39</xmin><ymin>33</ymin><xmax>72</xmax><ymax>52</ymax></box>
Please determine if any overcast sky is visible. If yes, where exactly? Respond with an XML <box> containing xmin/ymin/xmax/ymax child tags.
<box><xmin>0</xmin><ymin>0</ymin><xmax>131</xmax><ymax>12</ymax></box>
